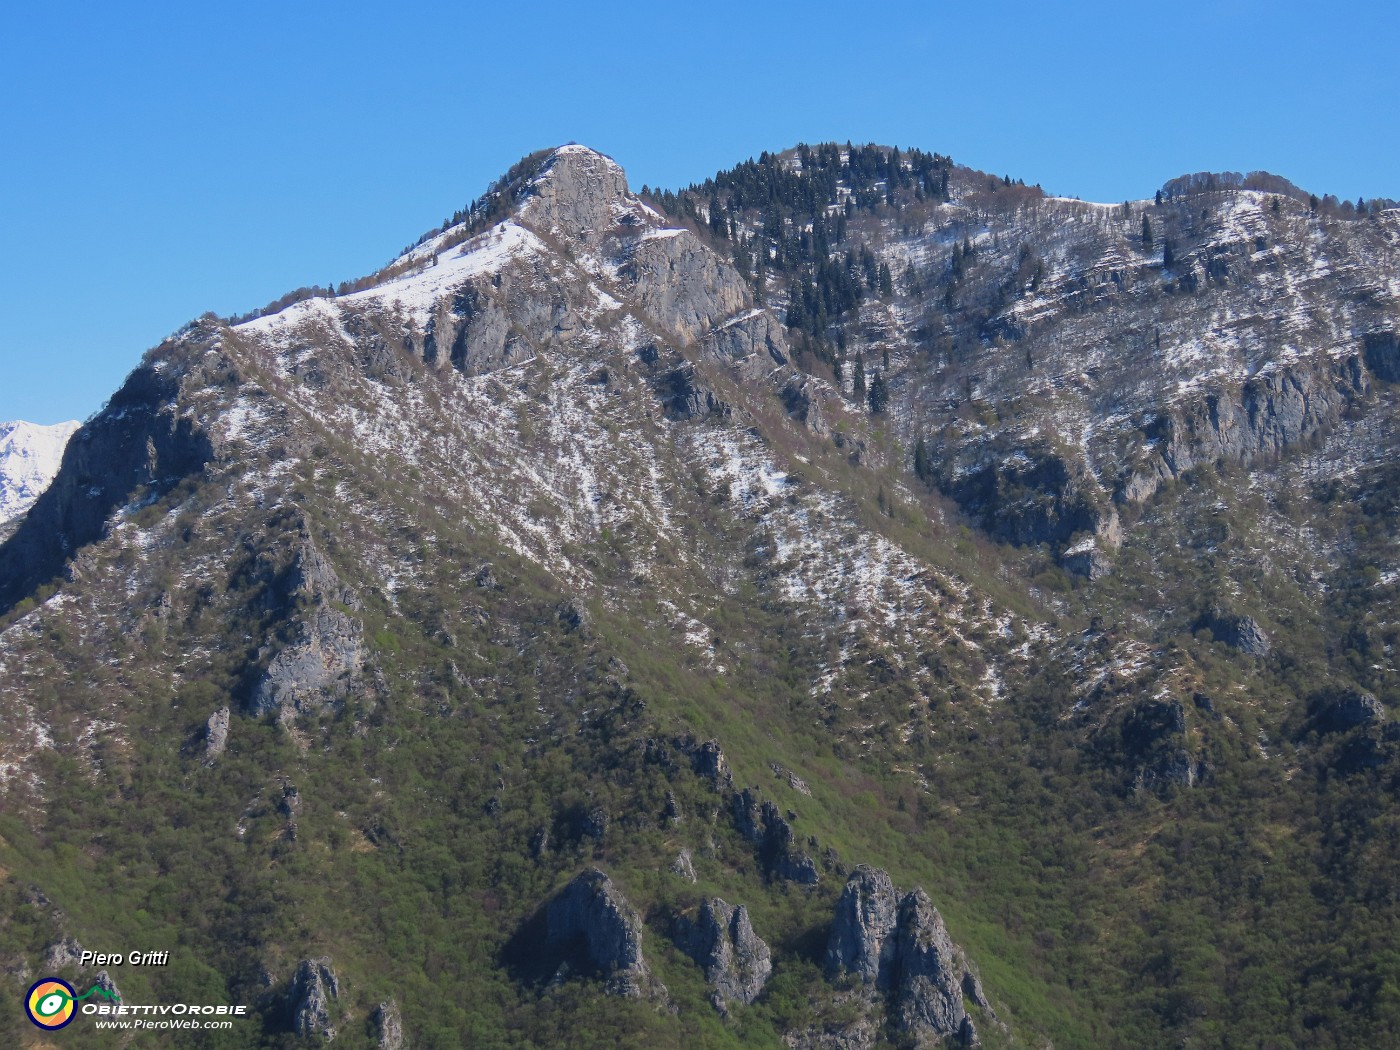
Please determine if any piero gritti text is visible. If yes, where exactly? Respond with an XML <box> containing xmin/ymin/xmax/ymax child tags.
<box><xmin>79</xmin><ymin>950</ymin><xmax>170</xmax><ymax>967</ymax></box>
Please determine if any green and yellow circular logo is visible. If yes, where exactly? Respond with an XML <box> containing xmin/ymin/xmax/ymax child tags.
<box><xmin>26</xmin><ymin>977</ymin><xmax>77</xmax><ymax>1029</ymax></box>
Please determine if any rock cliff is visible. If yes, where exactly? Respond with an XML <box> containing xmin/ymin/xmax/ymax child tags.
<box><xmin>822</xmin><ymin>866</ymin><xmax>993</xmax><ymax>1047</ymax></box>
<box><xmin>672</xmin><ymin>897</ymin><xmax>772</xmax><ymax>1011</ymax></box>
<box><xmin>543</xmin><ymin>869</ymin><xmax>661</xmax><ymax>999</ymax></box>
<box><xmin>289</xmin><ymin>957</ymin><xmax>339</xmax><ymax>1040</ymax></box>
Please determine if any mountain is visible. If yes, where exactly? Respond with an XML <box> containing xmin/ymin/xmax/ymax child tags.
<box><xmin>0</xmin><ymin>420</ymin><xmax>80</xmax><ymax>533</ymax></box>
<box><xmin>0</xmin><ymin>142</ymin><xmax>1398</xmax><ymax>1049</ymax></box>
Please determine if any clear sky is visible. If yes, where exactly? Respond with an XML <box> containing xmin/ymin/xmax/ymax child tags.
<box><xmin>2</xmin><ymin>0</ymin><xmax>1396</xmax><ymax>424</ymax></box>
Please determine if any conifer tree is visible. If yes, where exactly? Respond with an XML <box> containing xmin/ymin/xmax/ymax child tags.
<box><xmin>914</xmin><ymin>436</ymin><xmax>931</xmax><ymax>483</ymax></box>
<box><xmin>868</xmin><ymin>370</ymin><xmax>889</xmax><ymax>414</ymax></box>
<box><xmin>708</xmin><ymin>196</ymin><xmax>726</xmax><ymax>238</ymax></box>
<box><xmin>785</xmin><ymin>295</ymin><xmax>805</xmax><ymax>332</ymax></box>
<box><xmin>1141</xmin><ymin>215</ymin><xmax>1154</xmax><ymax>251</ymax></box>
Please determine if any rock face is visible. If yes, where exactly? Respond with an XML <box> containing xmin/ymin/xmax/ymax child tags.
<box><xmin>670</xmin><ymin>848</ymin><xmax>698</xmax><ymax>883</ymax></box>
<box><xmin>661</xmin><ymin>363</ymin><xmax>731</xmax><ymax>421</ymax></box>
<box><xmin>1134</xmin><ymin>750</ymin><xmax>1206</xmax><ymax>791</ymax></box>
<box><xmin>372</xmin><ymin>999</ymin><xmax>405</xmax><ymax>1050</ymax></box>
<box><xmin>516</xmin><ymin>144</ymin><xmax>753</xmax><ymax>351</ymax></box>
<box><xmin>390</xmin><ymin>143</ymin><xmax>772</xmax><ymax>389</ymax></box>
<box><xmin>703</xmin><ymin>309</ymin><xmax>790</xmax><ymax>376</ymax></box>
<box><xmin>673</xmin><ymin>897</ymin><xmax>772</xmax><ymax>1012</ymax></box>
<box><xmin>622</xmin><ymin>230</ymin><xmax>750</xmax><ymax>345</ymax></box>
<box><xmin>732</xmin><ymin>788</ymin><xmax>820</xmax><ymax>883</ymax></box>
<box><xmin>1315</xmin><ymin>689</ymin><xmax>1388</xmax><ymax>734</ymax></box>
<box><xmin>1118</xmin><ymin>700</ymin><xmax>1206</xmax><ymax>792</ymax></box>
<box><xmin>685</xmin><ymin>738</ymin><xmax>733</xmax><ymax>789</ymax></box>
<box><xmin>44</xmin><ymin>935</ymin><xmax>86</xmax><ymax>971</ymax></box>
<box><xmin>783</xmin><ymin>1020</ymin><xmax>882</xmax><ymax>1050</ymax></box>
<box><xmin>545</xmin><ymin>869</ymin><xmax>660</xmax><ymax>999</ymax></box>
<box><xmin>251</xmin><ymin>605</ymin><xmax>364</xmax><ymax>719</ymax></box>
<box><xmin>419</xmin><ymin>249</ymin><xmax>577</xmax><ymax>376</ymax></box>
<box><xmin>1060</xmin><ymin>540</ymin><xmax>1115</xmax><ymax>580</ymax></box>
<box><xmin>1121</xmin><ymin>700</ymin><xmax>1187</xmax><ymax>753</ymax></box>
<box><xmin>893</xmin><ymin>889</ymin><xmax>971</xmax><ymax>1040</ymax></box>
<box><xmin>289</xmin><ymin>957</ymin><xmax>339</xmax><ymax>1040</ymax></box>
<box><xmin>249</xmin><ymin>534</ymin><xmax>365</xmax><ymax>720</ymax></box>
<box><xmin>94</xmin><ymin>969</ymin><xmax>123</xmax><ymax>1006</ymax></box>
<box><xmin>824</xmin><ymin>865</ymin><xmax>900</xmax><ymax>987</ymax></box>
<box><xmin>1195</xmin><ymin>607</ymin><xmax>1270</xmax><ymax>655</ymax></box>
<box><xmin>1118</xmin><ymin>358</ymin><xmax>1368</xmax><ymax>505</ymax></box>
<box><xmin>823</xmin><ymin>867</ymin><xmax>992</xmax><ymax>1046</ymax></box>
<box><xmin>780</xmin><ymin>374</ymin><xmax>830</xmax><ymax>434</ymax></box>
<box><xmin>933</xmin><ymin>437</ymin><xmax>1119</xmax><ymax>572</ymax></box>
<box><xmin>203</xmin><ymin>706</ymin><xmax>230</xmax><ymax>764</ymax></box>
<box><xmin>556</xmin><ymin>598</ymin><xmax>591</xmax><ymax>636</ymax></box>
<box><xmin>0</xmin><ymin>355</ymin><xmax>217</xmax><ymax>615</ymax></box>
<box><xmin>521</xmin><ymin>144</ymin><xmax>632</xmax><ymax>249</ymax></box>
<box><xmin>1364</xmin><ymin>330</ymin><xmax>1400</xmax><ymax>382</ymax></box>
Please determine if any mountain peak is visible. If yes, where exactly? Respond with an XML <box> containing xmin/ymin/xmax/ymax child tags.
<box><xmin>0</xmin><ymin>419</ymin><xmax>80</xmax><ymax>528</ymax></box>
<box><xmin>519</xmin><ymin>144</ymin><xmax>637</xmax><ymax>247</ymax></box>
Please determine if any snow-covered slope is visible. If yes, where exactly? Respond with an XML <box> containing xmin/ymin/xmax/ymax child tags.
<box><xmin>0</xmin><ymin>420</ymin><xmax>79</xmax><ymax>526</ymax></box>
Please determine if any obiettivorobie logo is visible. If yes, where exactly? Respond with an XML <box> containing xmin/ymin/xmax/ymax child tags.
<box><xmin>25</xmin><ymin>977</ymin><xmax>120</xmax><ymax>1029</ymax></box>
<box><xmin>23</xmin><ymin>975</ymin><xmax>250</xmax><ymax>1033</ymax></box>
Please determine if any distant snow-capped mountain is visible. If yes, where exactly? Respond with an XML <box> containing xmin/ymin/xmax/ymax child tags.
<box><xmin>0</xmin><ymin>419</ymin><xmax>80</xmax><ymax>526</ymax></box>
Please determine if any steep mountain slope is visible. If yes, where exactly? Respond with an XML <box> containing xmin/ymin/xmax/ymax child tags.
<box><xmin>0</xmin><ymin>143</ymin><xmax>1398</xmax><ymax>1050</ymax></box>
<box><xmin>664</xmin><ymin>145</ymin><xmax>1400</xmax><ymax>574</ymax></box>
<box><xmin>0</xmin><ymin>420</ymin><xmax>80</xmax><ymax>534</ymax></box>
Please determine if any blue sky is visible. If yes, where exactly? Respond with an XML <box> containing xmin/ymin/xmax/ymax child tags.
<box><xmin>2</xmin><ymin>0</ymin><xmax>1396</xmax><ymax>424</ymax></box>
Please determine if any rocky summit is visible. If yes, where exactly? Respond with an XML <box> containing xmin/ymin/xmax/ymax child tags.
<box><xmin>1</xmin><ymin>142</ymin><xmax>1399</xmax><ymax>1048</ymax></box>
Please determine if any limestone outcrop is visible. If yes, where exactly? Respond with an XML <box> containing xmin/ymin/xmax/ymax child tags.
<box><xmin>822</xmin><ymin>866</ymin><xmax>994</xmax><ymax>1046</ymax></box>
<box><xmin>544</xmin><ymin>869</ymin><xmax>662</xmax><ymax>999</ymax></box>
<box><xmin>249</xmin><ymin>532</ymin><xmax>364</xmax><ymax>720</ymax></box>
<box><xmin>289</xmin><ymin>957</ymin><xmax>339</xmax><ymax>1040</ymax></box>
<box><xmin>1195</xmin><ymin>606</ymin><xmax>1270</xmax><ymax>655</ymax></box>
<box><xmin>673</xmin><ymin>897</ymin><xmax>772</xmax><ymax>1012</ymax></box>
<box><xmin>732</xmin><ymin>788</ymin><xmax>819</xmax><ymax>884</ymax></box>
<box><xmin>373</xmin><ymin>999</ymin><xmax>405</xmax><ymax>1050</ymax></box>
<box><xmin>202</xmin><ymin>706</ymin><xmax>231</xmax><ymax>765</ymax></box>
